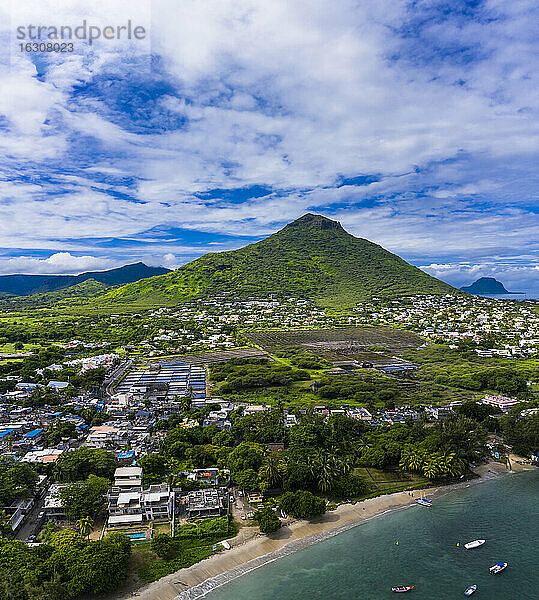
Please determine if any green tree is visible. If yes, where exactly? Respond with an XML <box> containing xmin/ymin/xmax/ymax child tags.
<box><xmin>151</xmin><ymin>533</ymin><xmax>177</xmax><ymax>559</ymax></box>
<box><xmin>280</xmin><ymin>490</ymin><xmax>326</xmax><ymax>519</ymax></box>
<box><xmin>234</xmin><ymin>468</ymin><xmax>260</xmax><ymax>491</ymax></box>
<box><xmin>227</xmin><ymin>442</ymin><xmax>266</xmax><ymax>474</ymax></box>
<box><xmin>53</xmin><ymin>447</ymin><xmax>117</xmax><ymax>482</ymax></box>
<box><xmin>76</xmin><ymin>516</ymin><xmax>93</xmax><ymax>539</ymax></box>
<box><xmin>254</xmin><ymin>507</ymin><xmax>281</xmax><ymax>534</ymax></box>
<box><xmin>0</xmin><ymin>457</ymin><xmax>38</xmax><ymax>505</ymax></box>
<box><xmin>60</xmin><ymin>475</ymin><xmax>110</xmax><ymax>520</ymax></box>
<box><xmin>259</xmin><ymin>453</ymin><xmax>286</xmax><ymax>488</ymax></box>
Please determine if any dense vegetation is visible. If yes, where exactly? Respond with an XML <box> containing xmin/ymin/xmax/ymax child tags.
<box><xmin>149</xmin><ymin>406</ymin><xmax>490</xmax><ymax>506</ymax></box>
<box><xmin>280</xmin><ymin>490</ymin><xmax>326</xmax><ymax>518</ymax></box>
<box><xmin>97</xmin><ymin>214</ymin><xmax>459</xmax><ymax>309</ymax></box>
<box><xmin>53</xmin><ymin>448</ymin><xmax>117</xmax><ymax>483</ymax></box>
<box><xmin>403</xmin><ymin>345</ymin><xmax>536</xmax><ymax>396</ymax></box>
<box><xmin>273</xmin><ymin>347</ymin><xmax>332</xmax><ymax>370</ymax></box>
<box><xmin>0</xmin><ymin>458</ymin><xmax>38</xmax><ymax>506</ymax></box>
<box><xmin>209</xmin><ymin>357</ymin><xmax>310</xmax><ymax>392</ymax></box>
<box><xmin>254</xmin><ymin>507</ymin><xmax>281</xmax><ymax>533</ymax></box>
<box><xmin>139</xmin><ymin>516</ymin><xmax>238</xmax><ymax>583</ymax></box>
<box><xmin>315</xmin><ymin>373</ymin><xmax>402</xmax><ymax>406</ymax></box>
<box><xmin>0</xmin><ymin>529</ymin><xmax>131</xmax><ymax>599</ymax></box>
<box><xmin>501</xmin><ymin>406</ymin><xmax>539</xmax><ymax>456</ymax></box>
<box><xmin>59</xmin><ymin>475</ymin><xmax>111</xmax><ymax>520</ymax></box>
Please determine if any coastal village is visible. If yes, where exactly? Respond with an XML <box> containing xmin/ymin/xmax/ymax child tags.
<box><xmin>0</xmin><ymin>293</ymin><xmax>537</xmax><ymax>597</ymax></box>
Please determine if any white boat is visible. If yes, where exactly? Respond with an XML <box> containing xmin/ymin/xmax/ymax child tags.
<box><xmin>391</xmin><ymin>586</ymin><xmax>414</xmax><ymax>593</ymax></box>
<box><xmin>464</xmin><ymin>539</ymin><xmax>486</xmax><ymax>549</ymax></box>
<box><xmin>489</xmin><ymin>562</ymin><xmax>507</xmax><ymax>574</ymax></box>
<box><xmin>415</xmin><ymin>498</ymin><xmax>432</xmax><ymax>507</ymax></box>
<box><xmin>464</xmin><ymin>585</ymin><xmax>477</xmax><ymax>596</ymax></box>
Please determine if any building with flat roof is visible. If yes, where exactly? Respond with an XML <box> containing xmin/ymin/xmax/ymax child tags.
<box><xmin>22</xmin><ymin>448</ymin><xmax>64</xmax><ymax>464</ymax></box>
<box><xmin>185</xmin><ymin>488</ymin><xmax>225</xmax><ymax>518</ymax></box>
<box><xmin>107</xmin><ymin>483</ymin><xmax>174</xmax><ymax>526</ymax></box>
<box><xmin>482</xmin><ymin>394</ymin><xmax>519</xmax><ymax>412</ymax></box>
<box><xmin>113</xmin><ymin>466</ymin><xmax>143</xmax><ymax>489</ymax></box>
<box><xmin>43</xmin><ymin>484</ymin><xmax>69</xmax><ymax>520</ymax></box>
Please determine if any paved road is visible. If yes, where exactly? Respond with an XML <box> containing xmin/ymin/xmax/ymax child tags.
<box><xmin>15</xmin><ymin>496</ymin><xmax>45</xmax><ymax>541</ymax></box>
<box><xmin>104</xmin><ymin>358</ymin><xmax>134</xmax><ymax>397</ymax></box>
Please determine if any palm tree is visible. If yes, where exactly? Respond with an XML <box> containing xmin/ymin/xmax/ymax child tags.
<box><xmin>400</xmin><ymin>447</ymin><xmax>425</xmax><ymax>473</ymax></box>
<box><xmin>307</xmin><ymin>449</ymin><xmax>347</xmax><ymax>493</ymax></box>
<box><xmin>422</xmin><ymin>456</ymin><xmax>440</xmax><ymax>479</ymax></box>
<box><xmin>410</xmin><ymin>449</ymin><xmax>426</xmax><ymax>472</ymax></box>
<box><xmin>399</xmin><ymin>447</ymin><xmax>412</xmax><ymax>471</ymax></box>
<box><xmin>259</xmin><ymin>453</ymin><xmax>285</xmax><ymax>488</ymax></box>
<box><xmin>76</xmin><ymin>516</ymin><xmax>93</xmax><ymax>539</ymax></box>
<box><xmin>443</xmin><ymin>453</ymin><xmax>465</xmax><ymax>477</ymax></box>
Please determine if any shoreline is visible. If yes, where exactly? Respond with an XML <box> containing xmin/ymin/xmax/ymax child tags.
<box><xmin>120</xmin><ymin>460</ymin><xmax>525</xmax><ymax>600</ymax></box>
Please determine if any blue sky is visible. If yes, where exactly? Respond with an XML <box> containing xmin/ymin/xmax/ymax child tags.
<box><xmin>0</xmin><ymin>0</ymin><xmax>537</xmax><ymax>291</ymax></box>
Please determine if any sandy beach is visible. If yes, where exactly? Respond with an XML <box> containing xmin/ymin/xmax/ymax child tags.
<box><xmin>113</xmin><ymin>460</ymin><xmax>520</xmax><ymax>600</ymax></box>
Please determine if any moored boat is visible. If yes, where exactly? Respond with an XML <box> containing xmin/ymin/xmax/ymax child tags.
<box><xmin>464</xmin><ymin>585</ymin><xmax>477</xmax><ymax>596</ymax></box>
<box><xmin>415</xmin><ymin>498</ymin><xmax>432</xmax><ymax>507</ymax></box>
<box><xmin>489</xmin><ymin>562</ymin><xmax>507</xmax><ymax>574</ymax></box>
<box><xmin>464</xmin><ymin>539</ymin><xmax>486</xmax><ymax>549</ymax></box>
<box><xmin>392</xmin><ymin>586</ymin><xmax>415</xmax><ymax>593</ymax></box>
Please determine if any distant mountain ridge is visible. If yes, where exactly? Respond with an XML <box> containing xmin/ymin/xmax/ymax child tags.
<box><xmin>461</xmin><ymin>277</ymin><xmax>523</xmax><ymax>294</ymax></box>
<box><xmin>0</xmin><ymin>262</ymin><xmax>170</xmax><ymax>296</ymax></box>
<box><xmin>98</xmin><ymin>214</ymin><xmax>461</xmax><ymax>309</ymax></box>
<box><xmin>0</xmin><ymin>279</ymin><xmax>111</xmax><ymax>308</ymax></box>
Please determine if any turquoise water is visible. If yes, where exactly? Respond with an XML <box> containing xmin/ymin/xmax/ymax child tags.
<box><xmin>200</xmin><ymin>471</ymin><xmax>538</xmax><ymax>600</ymax></box>
<box><xmin>126</xmin><ymin>532</ymin><xmax>147</xmax><ymax>539</ymax></box>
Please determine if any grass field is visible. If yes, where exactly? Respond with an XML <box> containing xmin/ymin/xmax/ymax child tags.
<box><xmin>0</xmin><ymin>342</ymin><xmax>41</xmax><ymax>353</ymax></box>
<box><xmin>355</xmin><ymin>467</ymin><xmax>429</xmax><ymax>493</ymax></box>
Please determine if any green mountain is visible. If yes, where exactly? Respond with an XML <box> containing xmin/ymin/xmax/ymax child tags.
<box><xmin>0</xmin><ymin>278</ymin><xmax>111</xmax><ymax>308</ymax></box>
<box><xmin>0</xmin><ymin>262</ymin><xmax>170</xmax><ymax>296</ymax></box>
<box><xmin>98</xmin><ymin>214</ymin><xmax>459</xmax><ymax>309</ymax></box>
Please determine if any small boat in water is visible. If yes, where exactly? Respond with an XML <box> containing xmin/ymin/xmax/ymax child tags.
<box><xmin>464</xmin><ymin>585</ymin><xmax>477</xmax><ymax>596</ymax></box>
<box><xmin>489</xmin><ymin>562</ymin><xmax>507</xmax><ymax>574</ymax></box>
<box><xmin>464</xmin><ymin>539</ymin><xmax>486</xmax><ymax>549</ymax></box>
<box><xmin>415</xmin><ymin>498</ymin><xmax>432</xmax><ymax>507</ymax></box>
<box><xmin>392</xmin><ymin>586</ymin><xmax>415</xmax><ymax>593</ymax></box>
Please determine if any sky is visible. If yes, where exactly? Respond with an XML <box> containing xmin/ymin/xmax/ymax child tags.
<box><xmin>0</xmin><ymin>0</ymin><xmax>537</xmax><ymax>291</ymax></box>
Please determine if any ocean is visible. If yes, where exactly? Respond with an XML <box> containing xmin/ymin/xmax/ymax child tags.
<box><xmin>474</xmin><ymin>292</ymin><xmax>539</xmax><ymax>301</ymax></box>
<box><xmin>197</xmin><ymin>471</ymin><xmax>538</xmax><ymax>600</ymax></box>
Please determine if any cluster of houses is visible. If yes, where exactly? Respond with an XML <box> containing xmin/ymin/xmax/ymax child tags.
<box><xmin>40</xmin><ymin>464</ymin><xmax>228</xmax><ymax>535</ymax></box>
<box><xmin>354</xmin><ymin>295</ymin><xmax>539</xmax><ymax>356</ymax></box>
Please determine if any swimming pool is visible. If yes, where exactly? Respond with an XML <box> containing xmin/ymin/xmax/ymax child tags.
<box><xmin>126</xmin><ymin>532</ymin><xmax>147</xmax><ymax>539</ymax></box>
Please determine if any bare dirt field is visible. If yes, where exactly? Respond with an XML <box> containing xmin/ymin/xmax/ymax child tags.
<box><xmin>245</xmin><ymin>326</ymin><xmax>423</xmax><ymax>355</ymax></box>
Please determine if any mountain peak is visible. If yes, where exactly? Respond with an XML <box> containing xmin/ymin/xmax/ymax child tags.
<box><xmin>461</xmin><ymin>277</ymin><xmax>523</xmax><ymax>294</ymax></box>
<box><xmin>286</xmin><ymin>213</ymin><xmax>344</xmax><ymax>231</ymax></box>
<box><xmin>99</xmin><ymin>214</ymin><xmax>460</xmax><ymax>308</ymax></box>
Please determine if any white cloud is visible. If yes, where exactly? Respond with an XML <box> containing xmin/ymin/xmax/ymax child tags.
<box><xmin>0</xmin><ymin>252</ymin><xmax>118</xmax><ymax>275</ymax></box>
<box><xmin>420</xmin><ymin>261</ymin><xmax>539</xmax><ymax>292</ymax></box>
<box><xmin>0</xmin><ymin>0</ymin><xmax>537</xmax><ymax>278</ymax></box>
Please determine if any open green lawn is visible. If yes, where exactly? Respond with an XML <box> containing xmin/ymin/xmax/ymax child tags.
<box><xmin>0</xmin><ymin>342</ymin><xmax>42</xmax><ymax>353</ymax></box>
<box><xmin>354</xmin><ymin>467</ymin><xmax>429</xmax><ymax>493</ymax></box>
<box><xmin>219</xmin><ymin>385</ymin><xmax>321</xmax><ymax>407</ymax></box>
<box><xmin>136</xmin><ymin>522</ymin><xmax>239</xmax><ymax>583</ymax></box>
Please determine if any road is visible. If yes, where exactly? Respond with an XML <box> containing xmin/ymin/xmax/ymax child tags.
<box><xmin>14</xmin><ymin>496</ymin><xmax>46</xmax><ymax>541</ymax></box>
<box><xmin>104</xmin><ymin>358</ymin><xmax>134</xmax><ymax>397</ymax></box>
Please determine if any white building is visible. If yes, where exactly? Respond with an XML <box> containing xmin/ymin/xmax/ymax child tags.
<box><xmin>113</xmin><ymin>466</ymin><xmax>143</xmax><ymax>489</ymax></box>
<box><xmin>482</xmin><ymin>394</ymin><xmax>519</xmax><ymax>412</ymax></box>
<box><xmin>107</xmin><ymin>483</ymin><xmax>174</xmax><ymax>526</ymax></box>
